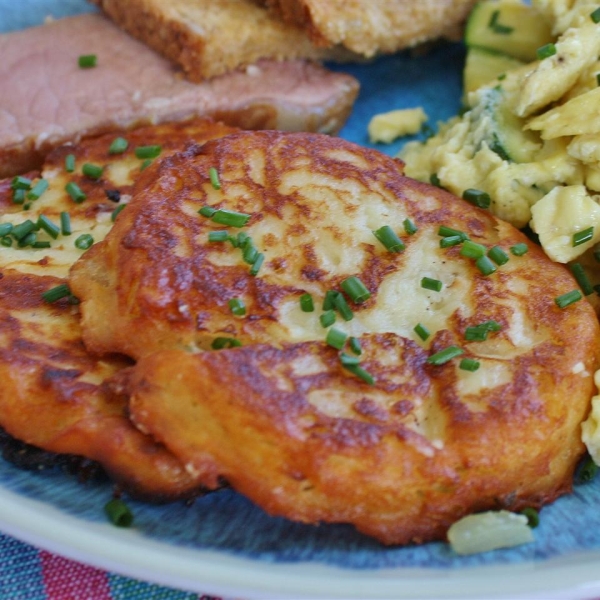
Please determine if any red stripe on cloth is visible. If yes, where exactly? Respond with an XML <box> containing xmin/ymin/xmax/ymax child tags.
<box><xmin>40</xmin><ymin>550</ymin><xmax>112</xmax><ymax>600</ymax></box>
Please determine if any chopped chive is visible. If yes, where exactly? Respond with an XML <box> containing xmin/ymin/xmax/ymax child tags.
<box><xmin>111</xmin><ymin>204</ymin><xmax>125</xmax><ymax>222</ymax></box>
<box><xmin>575</xmin><ymin>455</ymin><xmax>599</xmax><ymax>484</ymax></box>
<box><xmin>12</xmin><ymin>188</ymin><xmax>26</xmax><ymax>204</ymax></box>
<box><xmin>78</xmin><ymin>54</ymin><xmax>97</xmax><ymax>68</ymax></box>
<box><xmin>82</xmin><ymin>163</ymin><xmax>104</xmax><ymax>179</ymax></box>
<box><xmin>462</xmin><ymin>188</ymin><xmax>491</xmax><ymax>209</ymax></box>
<box><xmin>11</xmin><ymin>175</ymin><xmax>32</xmax><ymax>190</ymax></box>
<box><xmin>65</xmin><ymin>154</ymin><xmax>76</xmax><ymax>172</ymax></box>
<box><xmin>460</xmin><ymin>240</ymin><xmax>487</xmax><ymax>259</ymax></box>
<box><xmin>520</xmin><ymin>507</ymin><xmax>540</xmax><ymax>528</ymax></box>
<box><xmin>373</xmin><ymin>225</ymin><xmax>405</xmax><ymax>252</ymax></box>
<box><xmin>339</xmin><ymin>352</ymin><xmax>360</xmax><ymax>367</ymax></box>
<box><xmin>459</xmin><ymin>358</ymin><xmax>480</xmax><ymax>372</ymax></box>
<box><xmin>75</xmin><ymin>233</ymin><xmax>94</xmax><ymax>250</ymax></box>
<box><xmin>211</xmin><ymin>337</ymin><xmax>242</xmax><ymax>349</ymax></box>
<box><xmin>591</xmin><ymin>7</ymin><xmax>600</xmax><ymax>23</ymax></box>
<box><xmin>300</xmin><ymin>293</ymin><xmax>314</xmax><ymax>312</ymax></box>
<box><xmin>488</xmin><ymin>10</ymin><xmax>514</xmax><ymax>34</ymax></box>
<box><xmin>476</xmin><ymin>255</ymin><xmax>497</xmax><ymax>276</ymax></box>
<box><xmin>27</xmin><ymin>179</ymin><xmax>49</xmax><ymax>200</ymax></box>
<box><xmin>323</xmin><ymin>290</ymin><xmax>339</xmax><ymax>311</ymax></box>
<box><xmin>440</xmin><ymin>235</ymin><xmax>463</xmax><ymax>248</ymax></box>
<box><xmin>1</xmin><ymin>236</ymin><xmax>12</xmax><ymax>247</ymax></box>
<box><xmin>403</xmin><ymin>218</ymin><xmax>418</xmax><ymax>235</ymax></box>
<box><xmin>208</xmin><ymin>230</ymin><xmax>230</xmax><ymax>242</ymax></box>
<box><xmin>37</xmin><ymin>215</ymin><xmax>60</xmax><ymax>239</ymax></box>
<box><xmin>209</xmin><ymin>167</ymin><xmax>221</xmax><ymax>190</ymax></box>
<box><xmin>341</xmin><ymin>276</ymin><xmax>371</xmax><ymax>304</ymax></box>
<box><xmin>109</xmin><ymin>137</ymin><xmax>128</xmax><ymax>154</ymax></box>
<box><xmin>430</xmin><ymin>173</ymin><xmax>442</xmax><ymax>187</ymax></box>
<box><xmin>438</xmin><ymin>226</ymin><xmax>469</xmax><ymax>241</ymax></box>
<box><xmin>334</xmin><ymin>293</ymin><xmax>354</xmax><ymax>321</ymax></box>
<box><xmin>555</xmin><ymin>289</ymin><xmax>582</xmax><ymax>309</ymax></box>
<box><xmin>104</xmin><ymin>498</ymin><xmax>134</xmax><ymax>528</ymax></box>
<box><xmin>60</xmin><ymin>211</ymin><xmax>72</xmax><ymax>235</ymax></box>
<box><xmin>42</xmin><ymin>283</ymin><xmax>72</xmax><ymax>303</ymax></box>
<box><xmin>427</xmin><ymin>345</ymin><xmax>464</xmax><ymax>365</ymax></box>
<box><xmin>320</xmin><ymin>310</ymin><xmax>336</xmax><ymax>328</ymax></box>
<box><xmin>414</xmin><ymin>322</ymin><xmax>431</xmax><ymax>341</ymax></box>
<box><xmin>326</xmin><ymin>327</ymin><xmax>348</xmax><ymax>350</ymax></box>
<box><xmin>487</xmin><ymin>245</ymin><xmax>509</xmax><ymax>266</ymax></box>
<box><xmin>228</xmin><ymin>297</ymin><xmax>246</xmax><ymax>316</ymax></box>
<box><xmin>11</xmin><ymin>219</ymin><xmax>36</xmax><ymax>241</ymax></box>
<box><xmin>0</xmin><ymin>223</ymin><xmax>13</xmax><ymax>237</ymax></box>
<box><xmin>421</xmin><ymin>277</ymin><xmax>443</xmax><ymax>292</ymax></box>
<box><xmin>32</xmin><ymin>240</ymin><xmax>51</xmax><ymax>249</ymax></box>
<box><xmin>349</xmin><ymin>336</ymin><xmax>362</xmax><ymax>355</ymax></box>
<box><xmin>242</xmin><ymin>241</ymin><xmax>259</xmax><ymax>264</ymax></box>
<box><xmin>135</xmin><ymin>145</ymin><xmax>162</xmax><ymax>159</ymax></box>
<box><xmin>570</xmin><ymin>263</ymin><xmax>594</xmax><ymax>296</ymax></box>
<box><xmin>140</xmin><ymin>158</ymin><xmax>153</xmax><ymax>171</ymax></box>
<box><xmin>236</xmin><ymin>232</ymin><xmax>249</xmax><ymax>248</ymax></box>
<box><xmin>198</xmin><ymin>206</ymin><xmax>217</xmax><ymax>218</ymax></box>
<box><xmin>573</xmin><ymin>226</ymin><xmax>594</xmax><ymax>247</ymax></box>
<box><xmin>536</xmin><ymin>43</ymin><xmax>556</xmax><ymax>60</ymax></box>
<box><xmin>211</xmin><ymin>209</ymin><xmax>251</xmax><ymax>228</ymax></box>
<box><xmin>65</xmin><ymin>182</ymin><xmax>87</xmax><ymax>203</ymax></box>
<box><xmin>510</xmin><ymin>243</ymin><xmax>528</xmax><ymax>256</ymax></box>
<box><xmin>18</xmin><ymin>232</ymin><xmax>37</xmax><ymax>247</ymax></box>
<box><xmin>464</xmin><ymin>321</ymin><xmax>500</xmax><ymax>341</ymax></box>
<box><xmin>343</xmin><ymin>363</ymin><xmax>375</xmax><ymax>385</ymax></box>
<box><xmin>249</xmin><ymin>253</ymin><xmax>264</xmax><ymax>276</ymax></box>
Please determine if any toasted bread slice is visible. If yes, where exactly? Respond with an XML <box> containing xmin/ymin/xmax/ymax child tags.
<box><xmin>90</xmin><ymin>0</ymin><xmax>356</xmax><ymax>82</ymax></box>
<box><xmin>263</xmin><ymin>0</ymin><xmax>478</xmax><ymax>56</ymax></box>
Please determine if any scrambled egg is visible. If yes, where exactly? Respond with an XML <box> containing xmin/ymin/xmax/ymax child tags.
<box><xmin>367</xmin><ymin>107</ymin><xmax>428</xmax><ymax>143</ymax></box>
<box><xmin>401</xmin><ymin>0</ymin><xmax>600</xmax><ymax>265</ymax></box>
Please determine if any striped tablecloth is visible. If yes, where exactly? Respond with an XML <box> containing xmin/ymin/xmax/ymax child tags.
<box><xmin>0</xmin><ymin>533</ymin><xmax>224</xmax><ymax>600</ymax></box>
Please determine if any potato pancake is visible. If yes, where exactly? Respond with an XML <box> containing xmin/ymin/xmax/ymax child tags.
<box><xmin>70</xmin><ymin>131</ymin><xmax>600</xmax><ymax>544</ymax></box>
<box><xmin>0</xmin><ymin>119</ymin><xmax>239</xmax><ymax>500</ymax></box>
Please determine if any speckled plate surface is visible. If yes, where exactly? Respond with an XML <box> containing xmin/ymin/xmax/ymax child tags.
<box><xmin>3</xmin><ymin>2</ymin><xmax>600</xmax><ymax>599</ymax></box>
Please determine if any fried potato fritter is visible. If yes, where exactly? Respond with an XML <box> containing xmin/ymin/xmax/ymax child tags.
<box><xmin>70</xmin><ymin>131</ymin><xmax>600</xmax><ymax>544</ymax></box>
<box><xmin>0</xmin><ymin>119</ymin><xmax>239</xmax><ymax>500</ymax></box>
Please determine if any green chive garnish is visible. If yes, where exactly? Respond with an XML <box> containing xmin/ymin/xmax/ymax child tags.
<box><xmin>109</xmin><ymin>137</ymin><xmax>128</xmax><ymax>154</ymax></box>
<box><xmin>373</xmin><ymin>225</ymin><xmax>405</xmax><ymax>252</ymax></box>
<box><xmin>476</xmin><ymin>255</ymin><xmax>497</xmax><ymax>276</ymax></box>
<box><xmin>75</xmin><ymin>234</ymin><xmax>94</xmax><ymax>250</ymax></box>
<box><xmin>343</xmin><ymin>363</ymin><xmax>375</xmax><ymax>385</ymax></box>
<box><xmin>403</xmin><ymin>218</ymin><xmax>418</xmax><ymax>235</ymax></box>
<box><xmin>427</xmin><ymin>345</ymin><xmax>464</xmax><ymax>365</ymax></box>
<box><xmin>60</xmin><ymin>211</ymin><xmax>72</xmax><ymax>235</ymax></box>
<box><xmin>228</xmin><ymin>297</ymin><xmax>246</xmax><ymax>316</ymax></box>
<box><xmin>111</xmin><ymin>204</ymin><xmax>125</xmax><ymax>222</ymax></box>
<box><xmin>510</xmin><ymin>243</ymin><xmax>528</xmax><ymax>256</ymax></box>
<box><xmin>140</xmin><ymin>158</ymin><xmax>153</xmax><ymax>171</ymax></box>
<box><xmin>209</xmin><ymin>167</ymin><xmax>221</xmax><ymax>190</ymax></box>
<box><xmin>320</xmin><ymin>310</ymin><xmax>336</xmax><ymax>328</ymax></box>
<box><xmin>211</xmin><ymin>209</ymin><xmax>251</xmax><ymax>228</ymax></box>
<box><xmin>12</xmin><ymin>188</ymin><xmax>26</xmax><ymax>204</ymax></box>
<box><xmin>487</xmin><ymin>245</ymin><xmax>509</xmax><ymax>266</ymax></box>
<box><xmin>198</xmin><ymin>206</ymin><xmax>217</xmax><ymax>218</ymax></box>
<box><xmin>341</xmin><ymin>276</ymin><xmax>371</xmax><ymax>304</ymax></box>
<box><xmin>11</xmin><ymin>220</ymin><xmax>36</xmax><ymax>241</ymax></box>
<box><xmin>460</xmin><ymin>240</ymin><xmax>486</xmax><ymax>259</ymax></box>
<box><xmin>430</xmin><ymin>173</ymin><xmax>442</xmax><ymax>187</ymax></box>
<box><xmin>249</xmin><ymin>253</ymin><xmax>264</xmax><ymax>276</ymax></box>
<box><xmin>555</xmin><ymin>289</ymin><xmax>582</xmax><ymax>308</ymax></box>
<box><xmin>414</xmin><ymin>323</ymin><xmax>430</xmax><ymax>341</ymax></box>
<box><xmin>82</xmin><ymin>163</ymin><xmax>104</xmax><ymax>179</ymax></box>
<box><xmin>520</xmin><ymin>507</ymin><xmax>540</xmax><ymax>528</ymax></box>
<box><xmin>65</xmin><ymin>182</ymin><xmax>87</xmax><ymax>203</ymax></box>
<box><xmin>334</xmin><ymin>293</ymin><xmax>354</xmax><ymax>321</ymax></box>
<box><xmin>0</xmin><ymin>223</ymin><xmax>13</xmax><ymax>237</ymax></box>
<box><xmin>211</xmin><ymin>337</ymin><xmax>242</xmax><ymax>349</ymax></box>
<box><xmin>421</xmin><ymin>277</ymin><xmax>443</xmax><ymax>292</ymax></box>
<box><xmin>11</xmin><ymin>176</ymin><xmax>31</xmax><ymax>190</ymax></box>
<box><xmin>323</xmin><ymin>290</ymin><xmax>339</xmax><ymax>311</ymax></box>
<box><xmin>18</xmin><ymin>232</ymin><xmax>37</xmax><ymax>247</ymax></box>
<box><xmin>135</xmin><ymin>145</ymin><xmax>162</xmax><ymax>159</ymax></box>
<box><xmin>570</xmin><ymin>263</ymin><xmax>594</xmax><ymax>296</ymax></box>
<box><xmin>65</xmin><ymin>154</ymin><xmax>76</xmax><ymax>173</ymax></box>
<box><xmin>438</xmin><ymin>226</ymin><xmax>469</xmax><ymax>241</ymax></box>
<box><xmin>339</xmin><ymin>352</ymin><xmax>360</xmax><ymax>367</ymax></box>
<box><xmin>208</xmin><ymin>230</ymin><xmax>230</xmax><ymax>242</ymax></box>
<box><xmin>27</xmin><ymin>179</ymin><xmax>49</xmax><ymax>200</ymax></box>
<box><xmin>37</xmin><ymin>215</ymin><xmax>60</xmax><ymax>239</ymax></box>
<box><xmin>536</xmin><ymin>43</ymin><xmax>556</xmax><ymax>60</ymax></box>
<box><xmin>78</xmin><ymin>54</ymin><xmax>97</xmax><ymax>69</ymax></box>
<box><xmin>459</xmin><ymin>358</ymin><xmax>480</xmax><ymax>372</ymax></box>
<box><xmin>573</xmin><ymin>226</ymin><xmax>594</xmax><ymax>247</ymax></box>
<box><xmin>300</xmin><ymin>293</ymin><xmax>314</xmax><ymax>312</ymax></box>
<box><xmin>242</xmin><ymin>240</ymin><xmax>259</xmax><ymax>264</ymax></box>
<box><xmin>575</xmin><ymin>455</ymin><xmax>599</xmax><ymax>484</ymax></box>
<box><xmin>591</xmin><ymin>7</ymin><xmax>600</xmax><ymax>23</ymax></box>
<box><xmin>0</xmin><ymin>236</ymin><xmax>12</xmax><ymax>247</ymax></box>
<box><xmin>326</xmin><ymin>327</ymin><xmax>348</xmax><ymax>350</ymax></box>
<box><xmin>349</xmin><ymin>336</ymin><xmax>362</xmax><ymax>355</ymax></box>
<box><xmin>42</xmin><ymin>283</ymin><xmax>72</xmax><ymax>303</ymax></box>
<box><xmin>440</xmin><ymin>235</ymin><xmax>463</xmax><ymax>248</ymax></box>
<box><xmin>104</xmin><ymin>498</ymin><xmax>134</xmax><ymax>528</ymax></box>
<box><xmin>32</xmin><ymin>240</ymin><xmax>51</xmax><ymax>249</ymax></box>
<box><xmin>462</xmin><ymin>188</ymin><xmax>491</xmax><ymax>209</ymax></box>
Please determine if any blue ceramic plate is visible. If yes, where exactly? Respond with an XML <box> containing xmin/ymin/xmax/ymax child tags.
<box><xmin>2</xmin><ymin>2</ymin><xmax>600</xmax><ymax>599</ymax></box>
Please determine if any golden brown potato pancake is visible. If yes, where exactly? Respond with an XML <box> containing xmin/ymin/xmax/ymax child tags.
<box><xmin>0</xmin><ymin>118</ymin><xmax>239</xmax><ymax>500</ymax></box>
<box><xmin>71</xmin><ymin>131</ymin><xmax>600</xmax><ymax>543</ymax></box>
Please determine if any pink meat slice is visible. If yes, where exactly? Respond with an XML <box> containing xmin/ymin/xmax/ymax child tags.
<box><xmin>0</xmin><ymin>13</ymin><xmax>359</xmax><ymax>178</ymax></box>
